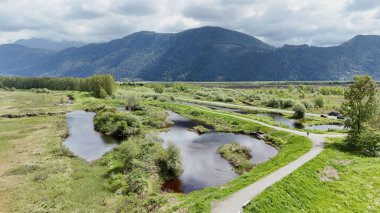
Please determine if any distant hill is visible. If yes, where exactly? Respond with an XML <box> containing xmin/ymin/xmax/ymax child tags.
<box><xmin>1</xmin><ymin>27</ymin><xmax>380</xmax><ymax>81</ymax></box>
<box><xmin>0</xmin><ymin>44</ymin><xmax>54</xmax><ymax>76</ymax></box>
<box><xmin>14</xmin><ymin>38</ymin><xmax>86</xmax><ymax>51</ymax></box>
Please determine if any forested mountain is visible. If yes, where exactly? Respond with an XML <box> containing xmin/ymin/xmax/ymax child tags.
<box><xmin>14</xmin><ymin>38</ymin><xmax>86</xmax><ymax>51</ymax></box>
<box><xmin>0</xmin><ymin>44</ymin><xmax>54</xmax><ymax>75</ymax></box>
<box><xmin>1</xmin><ymin>27</ymin><xmax>380</xmax><ymax>81</ymax></box>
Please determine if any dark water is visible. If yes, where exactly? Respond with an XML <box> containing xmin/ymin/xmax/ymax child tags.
<box><xmin>64</xmin><ymin>110</ymin><xmax>119</xmax><ymax>161</ymax></box>
<box><xmin>256</xmin><ymin>113</ymin><xmax>305</xmax><ymax>129</ymax></box>
<box><xmin>160</xmin><ymin>112</ymin><xmax>278</xmax><ymax>193</ymax></box>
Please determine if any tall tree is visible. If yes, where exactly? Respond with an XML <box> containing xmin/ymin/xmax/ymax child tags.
<box><xmin>341</xmin><ymin>75</ymin><xmax>378</xmax><ymax>134</ymax></box>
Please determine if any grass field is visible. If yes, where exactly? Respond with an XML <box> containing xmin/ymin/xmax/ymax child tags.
<box><xmin>244</xmin><ymin>138</ymin><xmax>380</xmax><ymax>212</ymax></box>
<box><xmin>0</xmin><ymin>115</ymin><xmax>119</xmax><ymax>212</ymax></box>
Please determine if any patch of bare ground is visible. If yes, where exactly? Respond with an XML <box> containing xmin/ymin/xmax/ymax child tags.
<box><xmin>319</xmin><ymin>166</ymin><xmax>340</xmax><ymax>182</ymax></box>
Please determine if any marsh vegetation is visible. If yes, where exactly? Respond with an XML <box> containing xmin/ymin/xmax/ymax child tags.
<box><xmin>0</xmin><ymin>75</ymin><xmax>378</xmax><ymax>212</ymax></box>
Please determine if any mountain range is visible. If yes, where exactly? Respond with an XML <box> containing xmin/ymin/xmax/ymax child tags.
<box><xmin>0</xmin><ymin>26</ymin><xmax>379</xmax><ymax>81</ymax></box>
<box><xmin>14</xmin><ymin>38</ymin><xmax>86</xmax><ymax>51</ymax></box>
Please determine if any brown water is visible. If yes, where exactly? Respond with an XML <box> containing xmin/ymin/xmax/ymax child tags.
<box><xmin>160</xmin><ymin>112</ymin><xmax>278</xmax><ymax>193</ymax></box>
<box><xmin>64</xmin><ymin>110</ymin><xmax>119</xmax><ymax>161</ymax></box>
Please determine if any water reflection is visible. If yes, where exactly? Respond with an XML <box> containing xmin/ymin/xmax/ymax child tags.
<box><xmin>64</xmin><ymin>110</ymin><xmax>119</xmax><ymax>161</ymax></box>
<box><xmin>160</xmin><ymin>112</ymin><xmax>277</xmax><ymax>193</ymax></box>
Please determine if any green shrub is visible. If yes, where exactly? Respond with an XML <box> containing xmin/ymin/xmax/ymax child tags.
<box><xmin>282</xmin><ymin>99</ymin><xmax>295</xmax><ymax>108</ymax></box>
<box><xmin>137</xmin><ymin>108</ymin><xmax>172</xmax><ymax>128</ymax></box>
<box><xmin>301</xmin><ymin>100</ymin><xmax>314</xmax><ymax>109</ymax></box>
<box><xmin>152</xmin><ymin>85</ymin><xmax>164</xmax><ymax>93</ymax></box>
<box><xmin>346</xmin><ymin>127</ymin><xmax>380</xmax><ymax>157</ymax></box>
<box><xmin>266</xmin><ymin>98</ymin><xmax>281</xmax><ymax>108</ymax></box>
<box><xmin>94</xmin><ymin>109</ymin><xmax>141</xmax><ymax>137</ymax></box>
<box><xmin>158</xmin><ymin>143</ymin><xmax>183</xmax><ymax>180</ymax></box>
<box><xmin>225</xmin><ymin>97</ymin><xmax>234</xmax><ymax>102</ymax></box>
<box><xmin>109</xmin><ymin>173</ymin><xmax>128</xmax><ymax>194</ymax></box>
<box><xmin>314</xmin><ymin>96</ymin><xmax>325</xmax><ymax>108</ymax></box>
<box><xmin>293</xmin><ymin>103</ymin><xmax>306</xmax><ymax>119</ymax></box>
<box><xmin>126</xmin><ymin>169</ymin><xmax>149</xmax><ymax>195</ymax></box>
<box><xmin>192</xmin><ymin>125</ymin><xmax>210</xmax><ymax>134</ymax></box>
<box><xmin>107</xmin><ymin>135</ymin><xmax>183</xmax><ymax>199</ymax></box>
<box><xmin>125</xmin><ymin>96</ymin><xmax>142</xmax><ymax>111</ymax></box>
<box><xmin>99</xmin><ymin>88</ymin><xmax>108</xmax><ymax>99</ymax></box>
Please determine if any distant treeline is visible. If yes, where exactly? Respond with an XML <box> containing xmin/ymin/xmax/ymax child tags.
<box><xmin>0</xmin><ymin>75</ymin><xmax>115</xmax><ymax>98</ymax></box>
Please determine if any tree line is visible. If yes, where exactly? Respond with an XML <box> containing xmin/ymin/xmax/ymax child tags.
<box><xmin>0</xmin><ymin>75</ymin><xmax>115</xmax><ymax>98</ymax></box>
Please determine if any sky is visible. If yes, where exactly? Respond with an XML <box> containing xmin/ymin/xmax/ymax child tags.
<box><xmin>1</xmin><ymin>0</ymin><xmax>380</xmax><ymax>46</ymax></box>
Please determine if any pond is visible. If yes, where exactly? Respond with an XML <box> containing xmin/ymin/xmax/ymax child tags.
<box><xmin>160</xmin><ymin>112</ymin><xmax>278</xmax><ymax>193</ymax></box>
<box><xmin>64</xmin><ymin>110</ymin><xmax>119</xmax><ymax>161</ymax></box>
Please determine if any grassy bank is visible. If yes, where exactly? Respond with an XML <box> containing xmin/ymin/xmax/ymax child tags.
<box><xmin>244</xmin><ymin>138</ymin><xmax>380</xmax><ymax>212</ymax></box>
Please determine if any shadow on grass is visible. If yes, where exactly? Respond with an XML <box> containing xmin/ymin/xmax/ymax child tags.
<box><xmin>324</xmin><ymin>141</ymin><xmax>376</xmax><ymax>158</ymax></box>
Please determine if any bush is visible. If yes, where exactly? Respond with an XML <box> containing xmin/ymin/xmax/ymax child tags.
<box><xmin>151</xmin><ymin>84</ymin><xmax>164</xmax><ymax>94</ymax></box>
<box><xmin>293</xmin><ymin>103</ymin><xmax>306</xmax><ymax>119</ymax></box>
<box><xmin>137</xmin><ymin>108</ymin><xmax>172</xmax><ymax>128</ymax></box>
<box><xmin>99</xmin><ymin>88</ymin><xmax>108</xmax><ymax>99</ymax></box>
<box><xmin>107</xmin><ymin>135</ymin><xmax>183</xmax><ymax>199</ymax></box>
<box><xmin>126</xmin><ymin>169</ymin><xmax>149</xmax><ymax>195</ymax></box>
<box><xmin>94</xmin><ymin>109</ymin><xmax>141</xmax><ymax>137</ymax></box>
<box><xmin>125</xmin><ymin>96</ymin><xmax>142</xmax><ymax>111</ymax></box>
<box><xmin>266</xmin><ymin>98</ymin><xmax>281</xmax><ymax>108</ymax></box>
<box><xmin>301</xmin><ymin>100</ymin><xmax>314</xmax><ymax>109</ymax></box>
<box><xmin>282</xmin><ymin>99</ymin><xmax>295</xmax><ymax>108</ymax></box>
<box><xmin>158</xmin><ymin>143</ymin><xmax>183</xmax><ymax>180</ymax></box>
<box><xmin>225</xmin><ymin>97</ymin><xmax>234</xmax><ymax>102</ymax></box>
<box><xmin>357</xmin><ymin>129</ymin><xmax>380</xmax><ymax>156</ymax></box>
<box><xmin>314</xmin><ymin>96</ymin><xmax>324</xmax><ymax>108</ymax></box>
<box><xmin>109</xmin><ymin>173</ymin><xmax>128</xmax><ymax>194</ymax></box>
<box><xmin>192</xmin><ymin>125</ymin><xmax>210</xmax><ymax>134</ymax></box>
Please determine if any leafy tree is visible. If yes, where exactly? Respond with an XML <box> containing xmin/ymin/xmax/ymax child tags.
<box><xmin>341</xmin><ymin>76</ymin><xmax>378</xmax><ymax>134</ymax></box>
<box><xmin>0</xmin><ymin>75</ymin><xmax>115</xmax><ymax>98</ymax></box>
<box><xmin>341</xmin><ymin>76</ymin><xmax>379</xmax><ymax>154</ymax></box>
<box><xmin>293</xmin><ymin>103</ymin><xmax>306</xmax><ymax>119</ymax></box>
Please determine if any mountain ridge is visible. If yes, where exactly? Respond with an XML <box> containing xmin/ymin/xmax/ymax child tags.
<box><xmin>14</xmin><ymin>38</ymin><xmax>87</xmax><ymax>51</ymax></box>
<box><xmin>1</xmin><ymin>26</ymin><xmax>380</xmax><ymax>81</ymax></box>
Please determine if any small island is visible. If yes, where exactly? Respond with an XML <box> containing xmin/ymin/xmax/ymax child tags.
<box><xmin>217</xmin><ymin>142</ymin><xmax>254</xmax><ymax>174</ymax></box>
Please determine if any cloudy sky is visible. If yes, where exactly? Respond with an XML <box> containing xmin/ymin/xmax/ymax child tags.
<box><xmin>1</xmin><ymin>0</ymin><xmax>380</xmax><ymax>46</ymax></box>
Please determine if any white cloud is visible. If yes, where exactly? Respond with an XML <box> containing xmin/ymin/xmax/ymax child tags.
<box><xmin>1</xmin><ymin>0</ymin><xmax>380</xmax><ymax>46</ymax></box>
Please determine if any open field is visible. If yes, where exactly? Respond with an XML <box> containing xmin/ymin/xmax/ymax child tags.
<box><xmin>0</xmin><ymin>115</ymin><xmax>115</xmax><ymax>212</ymax></box>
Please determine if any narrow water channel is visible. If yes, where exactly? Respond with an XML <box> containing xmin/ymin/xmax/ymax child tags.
<box><xmin>64</xmin><ymin>110</ymin><xmax>119</xmax><ymax>161</ymax></box>
<box><xmin>191</xmin><ymin>103</ymin><xmax>344</xmax><ymax>131</ymax></box>
<box><xmin>161</xmin><ymin>112</ymin><xmax>278</xmax><ymax>193</ymax></box>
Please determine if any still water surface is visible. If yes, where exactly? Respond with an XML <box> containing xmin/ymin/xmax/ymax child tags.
<box><xmin>64</xmin><ymin>110</ymin><xmax>119</xmax><ymax>161</ymax></box>
<box><xmin>160</xmin><ymin>112</ymin><xmax>277</xmax><ymax>193</ymax></box>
